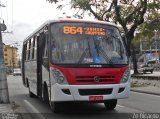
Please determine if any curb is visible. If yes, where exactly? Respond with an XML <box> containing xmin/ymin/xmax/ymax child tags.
<box><xmin>131</xmin><ymin>74</ymin><xmax>160</xmax><ymax>80</ymax></box>
<box><xmin>131</xmin><ymin>89</ymin><xmax>160</xmax><ymax>96</ymax></box>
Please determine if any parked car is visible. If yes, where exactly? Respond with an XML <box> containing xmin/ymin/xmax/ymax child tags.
<box><xmin>13</xmin><ymin>68</ymin><xmax>21</xmax><ymax>76</ymax></box>
<box><xmin>138</xmin><ymin>63</ymin><xmax>154</xmax><ymax>74</ymax></box>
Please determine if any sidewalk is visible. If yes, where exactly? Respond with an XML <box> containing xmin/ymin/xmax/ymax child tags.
<box><xmin>0</xmin><ymin>103</ymin><xmax>26</xmax><ymax>119</ymax></box>
<box><xmin>131</xmin><ymin>86</ymin><xmax>160</xmax><ymax>96</ymax></box>
<box><xmin>0</xmin><ymin>103</ymin><xmax>13</xmax><ymax>113</ymax></box>
<box><xmin>0</xmin><ymin>103</ymin><xmax>17</xmax><ymax>119</ymax></box>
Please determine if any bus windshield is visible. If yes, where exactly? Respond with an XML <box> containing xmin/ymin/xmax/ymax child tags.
<box><xmin>50</xmin><ymin>22</ymin><xmax>128</xmax><ymax>65</ymax></box>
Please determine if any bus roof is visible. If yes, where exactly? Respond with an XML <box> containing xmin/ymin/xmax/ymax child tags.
<box><xmin>23</xmin><ymin>18</ymin><xmax>118</xmax><ymax>43</ymax></box>
<box><xmin>47</xmin><ymin>18</ymin><xmax>118</xmax><ymax>27</ymax></box>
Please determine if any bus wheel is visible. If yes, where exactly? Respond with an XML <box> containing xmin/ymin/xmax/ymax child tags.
<box><xmin>43</xmin><ymin>84</ymin><xmax>49</xmax><ymax>104</ymax></box>
<box><xmin>50</xmin><ymin>102</ymin><xmax>61</xmax><ymax>113</ymax></box>
<box><xmin>104</xmin><ymin>99</ymin><xmax>117</xmax><ymax>110</ymax></box>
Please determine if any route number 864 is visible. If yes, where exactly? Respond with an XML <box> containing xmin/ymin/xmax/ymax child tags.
<box><xmin>63</xmin><ymin>26</ymin><xmax>83</xmax><ymax>34</ymax></box>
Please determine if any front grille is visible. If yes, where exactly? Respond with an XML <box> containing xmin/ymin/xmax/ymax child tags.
<box><xmin>79</xmin><ymin>88</ymin><xmax>113</xmax><ymax>96</ymax></box>
<box><xmin>76</xmin><ymin>76</ymin><xmax>115</xmax><ymax>83</ymax></box>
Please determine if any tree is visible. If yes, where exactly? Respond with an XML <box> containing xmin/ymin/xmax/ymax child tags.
<box><xmin>135</xmin><ymin>0</ymin><xmax>160</xmax><ymax>41</ymax></box>
<box><xmin>134</xmin><ymin>2</ymin><xmax>160</xmax><ymax>64</ymax></box>
<box><xmin>46</xmin><ymin>0</ymin><xmax>160</xmax><ymax>74</ymax></box>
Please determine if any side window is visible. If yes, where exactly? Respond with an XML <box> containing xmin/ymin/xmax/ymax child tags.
<box><xmin>26</xmin><ymin>40</ymin><xmax>30</xmax><ymax>60</ymax></box>
<box><xmin>30</xmin><ymin>38</ymin><xmax>34</xmax><ymax>60</ymax></box>
<box><xmin>27</xmin><ymin>39</ymin><xmax>31</xmax><ymax>60</ymax></box>
<box><xmin>43</xmin><ymin>33</ymin><xmax>48</xmax><ymax>58</ymax></box>
<box><xmin>24</xmin><ymin>43</ymin><xmax>27</xmax><ymax>61</ymax></box>
<box><xmin>31</xmin><ymin>37</ymin><xmax>35</xmax><ymax>59</ymax></box>
<box><xmin>34</xmin><ymin>35</ymin><xmax>38</xmax><ymax>59</ymax></box>
<box><xmin>42</xmin><ymin>32</ymin><xmax>49</xmax><ymax>69</ymax></box>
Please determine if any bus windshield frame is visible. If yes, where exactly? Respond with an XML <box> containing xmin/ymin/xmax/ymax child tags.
<box><xmin>50</xmin><ymin>22</ymin><xmax>128</xmax><ymax>67</ymax></box>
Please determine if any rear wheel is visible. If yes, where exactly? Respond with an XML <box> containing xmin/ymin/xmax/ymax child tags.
<box><xmin>104</xmin><ymin>99</ymin><xmax>117</xmax><ymax>110</ymax></box>
<box><xmin>43</xmin><ymin>84</ymin><xmax>49</xmax><ymax>104</ymax></box>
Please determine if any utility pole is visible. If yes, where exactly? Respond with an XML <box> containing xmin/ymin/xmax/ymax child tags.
<box><xmin>0</xmin><ymin>21</ymin><xmax>9</xmax><ymax>103</ymax></box>
<box><xmin>0</xmin><ymin>1</ymin><xmax>9</xmax><ymax>103</ymax></box>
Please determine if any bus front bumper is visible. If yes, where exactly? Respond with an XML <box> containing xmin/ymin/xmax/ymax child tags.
<box><xmin>50</xmin><ymin>82</ymin><xmax>130</xmax><ymax>102</ymax></box>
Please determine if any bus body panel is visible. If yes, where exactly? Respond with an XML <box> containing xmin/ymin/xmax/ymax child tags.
<box><xmin>49</xmin><ymin>65</ymin><xmax>130</xmax><ymax>102</ymax></box>
<box><xmin>42</xmin><ymin>65</ymin><xmax>50</xmax><ymax>98</ymax></box>
<box><xmin>50</xmin><ymin>82</ymin><xmax>130</xmax><ymax>102</ymax></box>
<box><xmin>25</xmin><ymin>60</ymin><xmax>37</xmax><ymax>95</ymax></box>
<box><xmin>50</xmin><ymin>64</ymin><xmax>128</xmax><ymax>85</ymax></box>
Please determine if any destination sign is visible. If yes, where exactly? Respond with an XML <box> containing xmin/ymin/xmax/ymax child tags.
<box><xmin>63</xmin><ymin>26</ymin><xmax>106</xmax><ymax>36</ymax></box>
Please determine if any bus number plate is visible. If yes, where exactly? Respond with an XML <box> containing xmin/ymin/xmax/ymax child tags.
<box><xmin>89</xmin><ymin>96</ymin><xmax>103</xmax><ymax>101</ymax></box>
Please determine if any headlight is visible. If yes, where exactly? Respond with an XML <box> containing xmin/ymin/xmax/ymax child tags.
<box><xmin>120</xmin><ymin>68</ymin><xmax>130</xmax><ymax>83</ymax></box>
<box><xmin>50</xmin><ymin>68</ymin><xmax>68</xmax><ymax>85</ymax></box>
<box><xmin>56</xmin><ymin>76</ymin><xmax>65</xmax><ymax>84</ymax></box>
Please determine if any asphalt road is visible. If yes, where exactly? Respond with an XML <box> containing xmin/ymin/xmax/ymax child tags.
<box><xmin>7</xmin><ymin>75</ymin><xmax>160</xmax><ymax>119</ymax></box>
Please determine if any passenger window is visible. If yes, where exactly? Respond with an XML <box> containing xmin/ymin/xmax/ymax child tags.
<box><xmin>26</xmin><ymin>40</ymin><xmax>30</xmax><ymax>60</ymax></box>
<box><xmin>34</xmin><ymin>36</ymin><xmax>38</xmax><ymax>59</ymax></box>
<box><xmin>31</xmin><ymin>37</ymin><xmax>36</xmax><ymax>59</ymax></box>
<box><xmin>28</xmin><ymin>39</ymin><xmax>31</xmax><ymax>60</ymax></box>
<box><xmin>42</xmin><ymin>32</ymin><xmax>49</xmax><ymax>69</ymax></box>
<box><xmin>43</xmin><ymin>33</ymin><xmax>48</xmax><ymax>58</ymax></box>
<box><xmin>24</xmin><ymin>43</ymin><xmax>27</xmax><ymax>61</ymax></box>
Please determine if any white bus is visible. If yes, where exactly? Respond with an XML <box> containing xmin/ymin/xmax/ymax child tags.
<box><xmin>21</xmin><ymin>18</ymin><xmax>130</xmax><ymax>113</ymax></box>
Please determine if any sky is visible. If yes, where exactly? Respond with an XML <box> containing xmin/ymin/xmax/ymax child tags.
<box><xmin>1</xmin><ymin>0</ymin><xmax>92</xmax><ymax>54</ymax></box>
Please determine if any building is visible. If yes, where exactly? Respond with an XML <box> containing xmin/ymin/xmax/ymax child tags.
<box><xmin>4</xmin><ymin>45</ymin><xmax>18</xmax><ymax>71</ymax></box>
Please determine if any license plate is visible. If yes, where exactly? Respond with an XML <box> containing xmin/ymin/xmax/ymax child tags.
<box><xmin>89</xmin><ymin>96</ymin><xmax>103</xmax><ymax>101</ymax></box>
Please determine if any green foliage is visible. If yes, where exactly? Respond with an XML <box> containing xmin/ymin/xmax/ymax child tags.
<box><xmin>46</xmin><ymin>0</ymin><xmax>58</xmax><ymax>3</ymax></box>
<box><xmin>71</xmin><ymin>0</ymin><xmax>90</xmax><ymax>10</ymax></box>
<box><xmin>134</xmin><ymin>0</ymin><xmax>160</xmax><ymax>47</ymax></box>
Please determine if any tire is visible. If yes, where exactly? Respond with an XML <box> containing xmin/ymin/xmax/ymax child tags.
<box><xmin>104</xmin><ymin>99</ymin><xmax>117</xmax><ymax>110</ymax></box>
<box><xmin>50</xmin><ymin>102</ymin><xmax>62</xmax><ymax>113</ymax></box>
<box><xmin>43</xmin><ymin>84</ymin><xmax>49</xmax><ymax>104</ymax></box>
